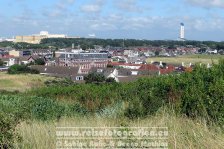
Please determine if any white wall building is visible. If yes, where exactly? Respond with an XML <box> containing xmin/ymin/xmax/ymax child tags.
<box><xmin>39</xmin><ymin>31</ymin><xmax>66</xmax><ymax>38</ymax></box>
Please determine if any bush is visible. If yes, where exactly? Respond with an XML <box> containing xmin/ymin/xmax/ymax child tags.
<box><xmin>8</xmin><ymin>64</ymin><xmax>39</xmax><ymax>74</ymax></box>
<box><xmin>106</xmin><ymin>77</ymin><xmax>116</xmax><ymax>83</ymax></box>
<box><xmin>0</xmin><ymin>59</ymin><xmax>4</xmax><ymax>66</ymax></box>
<box><xmin>31</xmin><ymin>60</ymin><xmax>224</xmax><ymax>125</ymax></box>
<box><xmin>2</xmin><ymin>59</ymin><xmax>224</xmax><ymax>126</ymax></box>
<box><xmin>0</xmin><ymin>95</ymin><xmax>90</xmax><ymax>121</ymax></box>
<box><xmin>34</xmin><ymin>58</ymin><xmax>45</xmax><ymax>65</ymax></box>
<box><xmin>44</xmin><ymin>78</ymin><xmax>76</xmax><ymax>87</ymax></box>
<box><xmin>124</xmin><ymin>98</ymin><xmax>145</xmax><ymax>119</ymax></box>
<box><xmin>84</xmin><ymin>72</ymin><xmax>106</xmax><ymax>84</ymax></box>
<box><xmin>30</xmin><ymin>97</ymin><xmax>65</xmax><ymax>121</ymax></box>
<box><xmin>0</xmin><ymin>113</ymin><xmax>20</xmax><ymax>148</ymax></box>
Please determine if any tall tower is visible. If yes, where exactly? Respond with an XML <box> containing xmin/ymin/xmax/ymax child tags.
<box><xmin>179</xmin><ymin>23</ymin><xmax>185</xmax><ymax>40</ymax></box>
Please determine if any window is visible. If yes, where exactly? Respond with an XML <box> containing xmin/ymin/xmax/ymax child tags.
<box><xmin>97</xmin><ymin>69</ymin><xmax>103</xmax><ymax>73</ymax></box>
<box><xmin>76</xmin><ymin>76</ymin><xmax>84</xmax><ymax>80</ymax></box>
<box><xmin>131</xmin><ymin>71</ymin><xmax>138</xmax><ymax>76</ymax></box>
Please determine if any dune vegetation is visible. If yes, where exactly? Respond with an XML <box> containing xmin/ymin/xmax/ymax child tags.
<box><xmin>0</xmin><ymin>72</ymin><xmax>54</xmax><ymax>92</ymax></box>
<box><xmin>0</xmin><ymin>59</ymin><xmax>224</xmax><ymax>148</ymax></box>
<box><xmin>14</xmin><ymin>109</ymin><xmax>224</xmax><ymax>149</ymax></box>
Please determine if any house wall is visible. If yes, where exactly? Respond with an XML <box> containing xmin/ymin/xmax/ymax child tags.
<box><xmin>107</xmin><ymin>69</ymin><xmax>119</xmax><ymax>82</ymax></box>
<box><xmin>8</xmin><ymin>58</ymin><xmax>16</xmax><ymax>66</ymax></box>
<box><xmin>59</xmin><ymin>59</ymin><xmax>108</xmax><ymax>74</ymax></box>
<box><xmin>15</xmin><ymin>36</ymin><xmax>43</xmax><ymax>44</ymax></box>
<box><xmin>9</xmin><ymin>50</ymin><xmax>21</xmax><ymax>57</ymax></box>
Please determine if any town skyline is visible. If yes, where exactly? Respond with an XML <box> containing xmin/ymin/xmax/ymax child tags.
<box><xmin>0</xmin><ymin>0</ymin><xmax>224</xmax><ymax>41</ymax></box>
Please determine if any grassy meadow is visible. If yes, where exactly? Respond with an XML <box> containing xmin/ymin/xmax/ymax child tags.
<box><xmin>147</xmin><ymin>54</ymin><xmax>223</xmax><ymax>65</ymax></box>
<box><xmin>0</xmin><ymin>72</ymin><xmax>54</xmax><ymax>92</ymax></box>
<box><xmin>14</xmin><ymin>110</ymin><xmax>224</xmax><ymax>149</ymax></box>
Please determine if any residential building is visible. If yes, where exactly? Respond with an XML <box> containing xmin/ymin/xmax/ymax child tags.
<box><xmin>32</xmin><ymin>49</ymin><xmax>53</xmax><ymax>57</ymax></box>
<box><xmin>55</xmin><ymin>49</ymin><xmax>83</xmax><ymax>58</ymax></box>
<box><xmin>59</xmin><ymin>52</ymin><xmax>109</xmax><ymax>74</ymax></box>
<box><xmin>108</xmin><ymin>62</ymin><xmax>142</xmax><ymax>69</ymax></box>
<box><xmin>9</xmin><ymin>50</ymin><xmax>31</xmax><ymax>57</ymax></box>
<box><xmin>2</xmin><ymin>55</ymin><xmax>43</xmax><ymax>66</ymax></box>
<box><xmin>30</xmin><ymin>65</ymin><xmax>85</xmax><ymax>82</ymax></box>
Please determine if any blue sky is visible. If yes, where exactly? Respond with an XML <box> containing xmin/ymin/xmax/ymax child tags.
<box><xmin>0</xmin><ymin>0</ymin><xmax>224</xmax><ymax>41</ymax></box>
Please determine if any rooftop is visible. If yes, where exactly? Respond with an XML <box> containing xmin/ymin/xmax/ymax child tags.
<box><xmin>59</xmin><ymin>53</ymin><xmax>108</xmax><ymax>59</ymax></box>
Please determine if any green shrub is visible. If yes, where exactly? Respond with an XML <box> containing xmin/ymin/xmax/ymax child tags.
<box><xmin>2</xmin><ymin>59</ymin><xmax>224</xmax><ymax>126</ymax></box>
<box><xmin>0</xmin><ymin>59</ymin><xmax>4</xmax><ymax>66</ymax></box>
<box><xmin>0</xmin><ymin>95</ymin><xmax>62</xmax><ymax>121</ymax></box>
<box><xmin>8</xmin><ymin>64</ymin><xmax>39</xmax><ymax>74</ymax></box>
<box><xmin>44</xmin><ymin>78</ymin><xmax>76</xmax><ymax>87</ymax></box>
<box><xmin>30</xmin><ymin>97</ymin><xmax>65</xmax><ymax>121</ymax></box>
<box><xmin>0</xmin><ymin>95</ymin><xmax>30</xmax><ymax>120</ymax></box>
<box><xmin>34</xmin><ymin>58</ymin><xmax>45</xmax><ymax>65</ymax></box>
<box><xmin>124</xmin><ymin>98</ymin><xmax>145</xmax><ymax>119</ymax></box>
<box><xmin>105</xmin><ymin>77</ymin><xmax>116</xmax><ymax>83</ymax></box>
<box><xmin>0</xmin><ymin>113</ymin><xmax>20</xmax><ymax>148</ymax></box>
<box><xmin>84</xmin><ymin>72</ymin><xmax>106</xmax><ymax>84</ymax></box>
<box><xmin>39</xmin><ymin>60</ymin><xmax>224</xmax><ymax>124</ymax></box>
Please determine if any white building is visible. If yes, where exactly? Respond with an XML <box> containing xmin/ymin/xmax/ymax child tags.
<box><xmin>0</xmin><ymin>37</ymin><xmax>15</xmax><ymax>42</ymax></box>
<box><xmin>15</xmin><ymin>31</ymin><xmax>67</xmax><ymax>44</ymax></box>
<box><xmin>39</xmin><ymin>31</ymin><xmax>66</xmax><ymax>38</ymax></box>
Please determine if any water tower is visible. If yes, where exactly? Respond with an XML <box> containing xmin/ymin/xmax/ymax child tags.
<box><xmin>179</xmin><ymin>23</ymin><xmax>185</xmax><ymax>40</ymax></box>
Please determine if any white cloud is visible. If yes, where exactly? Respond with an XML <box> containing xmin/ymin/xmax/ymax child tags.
<box><xmin>81</xmin><ymin>5</ymin><xmax>101</xmax><ymax>13</ymax></box>
<box><xmin>186</xmin><ymin>0</ymin><xmax>224</xmax><ymax>8</ymax></box>
<box><xmin>41</xmin><ymin>0</ymin><xmax>76</xmax><ymax>18</ymax></box>
<box><xmin>80</xmin><ymin>0</ymin><xmax>105</xmax><ymax>13</ymax></box>
<box><xmin>90</xmin><ymin>23</ymin><xmax>117</xmax><ymax>30</ymax></box>
<box><xmin>114</xmin><ymin>0</ymin><xmax>142</xmax><ymax>12</ymax></box>
<box><xmin>2</xmin><ymin>0</ymin><xmax>224</xmax><ymax>40</ymax></box>
<box><xmin>56</xmin><ymin>0</ymin><xmax>75</xmax><ymax>9</ymax></box>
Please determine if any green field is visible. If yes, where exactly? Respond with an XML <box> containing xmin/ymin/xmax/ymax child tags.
<box><xmin>147</xmin><ymin>54</ymin><xmax>224</xmax><ymax>65</ymax></box>
<box><xmin>0</xmin><ymin>72</ymin><xmax>53</xmax><ymax>92</ymax></box>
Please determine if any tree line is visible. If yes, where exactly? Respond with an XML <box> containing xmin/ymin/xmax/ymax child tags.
<box><xmin>41</xmin><ymin>38</ymin><xmax>224</xmax><ymax>49</ymax></box>
<box><xmin>1</xmin><ymin>39</ymin><xmax>224</xmax><ymax>50</ymax></box>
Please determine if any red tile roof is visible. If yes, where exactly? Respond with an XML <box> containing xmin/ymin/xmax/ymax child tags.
<box><xmin>139</xmin><ymin>64</ymin><xmax>159</xmax><ymax>71</ymax></box>
<box><xmin>108</xmin><ymin>62</ymin><xmax>176</xmax><ymax>74</ymax></box>
<box><xmin>2</xmin><ymin>55</ymin><xmax>14</xmax><ymax>58</ymax></box>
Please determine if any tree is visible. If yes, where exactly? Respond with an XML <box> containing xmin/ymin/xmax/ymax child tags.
<box><xmin>155</xmin><ymin>51</ymin><xmax>160</xmax><ymax>56</ymax></box>
<box><xmin>107</xmin><ymin>64</ymin><xmax>113</xmax><ymax>68</ymax></box>
<box><xmin>53</xmin><ymin>50</ymin><xmax>56</xmax><ymax>58</ymax></box>
<box><xmin>80</xmin><ymin>44</ymin><xmax>88</xmax><ymax>50</ymax></box>
<box><xmin>198</xmin><ymin>48</ymin><xmax>207</xmax><ymax>53</ymax></box>
<box><xmin>106</xmin><ymin>77</ymin><xmax>116</xmax><ymax>83</ymax></box>
<box><xmin>0</xmin><ymin>59</ymin><xmax>4</xmax><ymax>66</ymax></box>
<box><xmin>8</xmin><ymin>64</ymin><xmax>39</xmax><ymax>74</ymax></box>
<box><xmin>84</xmin><ymin>72</ymin><xmax>106</xmax><ymax>84</ymax></box>
<box><xmin>35</xmin><ymin>58</ymin><xmax>45</xmax><ymax>65</ymax></box>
